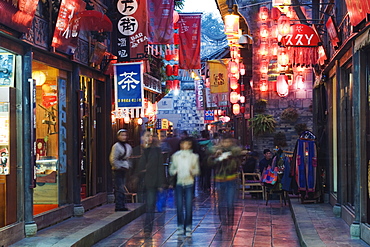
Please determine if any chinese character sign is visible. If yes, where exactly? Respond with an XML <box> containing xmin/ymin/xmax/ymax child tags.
<box><xmin>51</xmin><ymin>0</ymin><xmax>86</xmax><ymax>54</ymax></box>
<box><xmin>147</xmin><ymin>0</ymin><xmax>174</xmax><ymax>44</ymax></box>
<box><xmin>208</xmin><ymin>60</ymin><xmax>228</xmax><ymax>93</ymax></box>
<box><xmin>178</xmin><ymin>14</ymin><xmax>201</xmax><ymax>69</ymax></box>
<box><xmin>114</xmin><ymin>62</ymin><xmax>144</xmax><ymax>108</ymax></box>
<box><xmin>113</xmin><ymin>0</ymin><xmax>148</xmax><ymax>62</ymax></box>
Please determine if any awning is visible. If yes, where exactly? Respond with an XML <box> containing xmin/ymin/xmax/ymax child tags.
<box><xmin>77</xmin><ymin>10</ymin><xmax>112</xmax><ymax>32</ymax></box>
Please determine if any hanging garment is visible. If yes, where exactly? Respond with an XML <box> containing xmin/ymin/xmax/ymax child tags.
<box><xmin>294</xmin><ymin>139</ymin><xmax>317</xmax><ymax>192</ymax></box>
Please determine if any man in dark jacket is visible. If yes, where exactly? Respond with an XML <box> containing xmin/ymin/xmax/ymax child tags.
<box><xmin>259</xmin><ymin>149</ymin><xmax>273</xmax><ymax>173</ymax></box>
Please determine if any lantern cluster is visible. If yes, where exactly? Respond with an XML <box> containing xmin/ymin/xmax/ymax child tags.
<box><xmin>224</xmin><ymin>13</ymin><xmax>247</xmax><ymax>115</ymax></box>
<box><xmin>256</xmin><ymin>5</ymin><xmax>296</xmax><ymax>97</ymax></box>
<box><xmin>163</xmin><ymin>15</ymin><xmax>181</xmax><ymax>93</ymax></box>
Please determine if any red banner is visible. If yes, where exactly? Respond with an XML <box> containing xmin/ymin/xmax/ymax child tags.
<box><xmin>178</xmin><ymin>14</ymin><xmax>201</xmax><ymax>70</ymax></box>
<box><xmin>51</xmin><ymin>0</ymin><xmax>86</xmax><ymax>54</ymax></box>
<box><xmin>345</xmin><ymin>0</ymin><xmax>370</xmax><ymax>26</ymax></box>
<box><xmin>0</xmin><ymin>0</ymin><xmax>38</xmax><ymax>33</ymax></box>
<box><xmin>147</xmin><ymin>0</ymin><xmax>174</xmax><ymax>44</ymax></box>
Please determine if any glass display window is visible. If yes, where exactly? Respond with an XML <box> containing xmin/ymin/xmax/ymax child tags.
<box><xmin>32</xmin><ymin>61</ymin><xmax>60</xmax><ymax>211</ymax></box>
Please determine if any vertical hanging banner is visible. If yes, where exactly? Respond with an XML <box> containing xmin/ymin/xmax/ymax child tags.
<box><xmin>208</xmin><ymin>60</ymin><xmax>228</xmax><ymax>93</ymax></box>
<box><xmin>195</xmin><ymin>78</ymin><xmax>204</xmax><ymax>110</ymax></box>
<box><xmin>51</xmin><ymin>0</ymin><xmax>86</xmax><ymax>54</ymax></box>
<box><xmin>0</xmin><ymin>0</ymin><xmax>39</xmax><ymax>33</ymax></box>
<box><xmin>114</xmin><ymin>62</ymin><xmax>144</xmax><ymax>109</ymax></box>
<box><xmin>178</xmin><ymin>13</ymin><xmax>201</xmax><ymax>70</ymax></box>
<box><xmin>147</xmin><ymin>0</ymin><xmax>174</xmax><ymax>44</ymax></box>
<box><xmin>114</xmin><ymin>0</ymin><xmax>148</xmax><ymax>62</ymax></box>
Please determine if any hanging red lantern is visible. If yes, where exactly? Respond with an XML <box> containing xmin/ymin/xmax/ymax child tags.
<box><xmin>173</xmin><ymin>10</ymin><xmax>179</xmax><ymax>23</ymax></box>
<box><xmin>166</xmin><ymin>64</ymin><xmax>173</xmax><ymax>76</ymax></box>
<box><xmin>260</xmin><ymin>60</ymin><xmax>269</xmax><ymax>74</ymax></box>
<box><xmin>232</xmin><ymin>103</ymin><xmax>240</xmax><ymax>115</ymax></box>
<box><xmin>277</xmin><ymin>14</ymin><xmax>290</xmax><ymax>36</ymax></box>
<box><xmin>224</xmin><ymin>14</ymin><xmax>239</xmax><ymax>35</ymax></box>
<box><xmin>166</xmin><ymin>80</ymin><xmax>173</xmax><ymax>89</ymax></box>
<box><xmin>165</xmin><ymin>54</ymin><xmax>173</xmax><ymax>61</ymax></box>
<box><xmin>276</xmin><ymin>74</ymin><xmax>289</xmax><ymax>97</ymax></box>
<box><xmin>260</xmin><ymin>80</ymin><xmax>268</xmax><ymax>92</ymax></box>
<box><xmin>259</xmin><ymin>6</ymin><xmax>269</xmax><ymax>21</ymax></box>
<box><xmin>230</xmin><ymin>76</ymin><xmax>239</xmax><ymax>90</ymax></box>
<box><xmin>174</xmin><ymin>32</ymin><xmax>180</xmax><ymax>45</ymax></box>
<box><xmin>239</xmin><ymin>63</ymin><xmax>245</xmax><ymax>76</ymax></box>
<box><xmin>260</xmin><ymin>42</ymin><xmax>268</xmax><ymax>57</ymax></box>
<box><xmin>240</xmin><ymin>104</ymin><xmax>245</xmax><ymax>113</ymax></box>
<box><xmin>278</xmin><ymin>48</ymin><xmax>289</xmax><ymax>67</ymax></box>
<box><xmin>260</xmin><ymin>23</ymin><xmax>269</xmax><ymax>39</ymax></box>
<box><xmin>296</xmin><ymin>74</ymin><xmax>305</xmax><ymax>89</ymax></box>
<box><xmin>172</xmin><ymin>64</ymin><xmax>179</xmax><ymax>76</ymax></box>
<box><xmin>230</xmin><ymin>91</ymin><xmax>240</xmax><ymax>104</ymax></box>
<box><xmin>228</xmin><ymin>60</ymin><xmax>239</xmax><ymax>75</ymax></box>
<box><xmin>173</xmin><ymin>79</ymin><xmax>180</xmax><ymax>90</ymax></box>
<box><xmin>270</xmin><ymin>7</ymin><xmax>281</xmax><ymax>20</ymax></box>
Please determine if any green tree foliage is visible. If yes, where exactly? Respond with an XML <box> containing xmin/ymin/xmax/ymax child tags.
<box><xmin>249</xmin><ymin>114</ymin><xmax>276</xmax><ymax>136</ymax></box>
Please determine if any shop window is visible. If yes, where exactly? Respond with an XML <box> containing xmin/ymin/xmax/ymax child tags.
<box><xmin>32</xmin><ymin>61</ymin><xmax>60</xmax><ymax>214</ymax></box>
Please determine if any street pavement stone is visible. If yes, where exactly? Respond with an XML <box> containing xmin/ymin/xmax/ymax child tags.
<box><xmin>9</xmin><ymin>185</ymin><xmax>370</xmax><ymax>247</ymax></box>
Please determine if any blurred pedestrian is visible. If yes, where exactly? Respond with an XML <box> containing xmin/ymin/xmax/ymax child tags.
<box><xmin>109</xmin><ymin>129</ymin><xmax>133</xmax><ymax>211</ymax></box>
<box><xmin>197</xmin><ymin>130</ymin><xmax>213</xmax><ymax>192</ymax></box>
<box><xmin>169</xmin><ymin>137</ymin><xmax>200</xmax><ymax>236</ymax></box>
<box><xmin>135</xmin><ymin>131</ymin><xmax>166</xmax><ymax>238</ymax></box>
<box><xmin>208</xmin><ymin>134</ymin><xmax>241</xmax><ymax>229</ymax></box>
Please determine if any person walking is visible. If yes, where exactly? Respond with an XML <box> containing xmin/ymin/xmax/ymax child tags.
<box><xmin>136</xmin><ymin>131</ymin><xmax>166</xmax><ymax>238</ymax></box>
<box><xmin>208</xmin><ymin>134</ymin><xmax>241</xmax><ymax>229</ymax></box>
<box><xmin>109</xmin><ymin>129</ymin><xmax>133</xmax><ymax>211</ymax></box>
<box><xmin>169</xmin><ymin>137</ymin><xmax>200</xmax><ymax>237</ymax></box>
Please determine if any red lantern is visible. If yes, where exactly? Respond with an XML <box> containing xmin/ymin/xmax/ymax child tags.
<box><xmin>260</xmin><ymin>23</ymin><xmax>269</xmax><ymax>39</ymax></box>
<box><xmin>173</xmin><ymin>79</ymin><xmax>180</xmax><ymax>90</ymax></box>
<box><xmin>230</xmin><ymin>91</ymin><xmax>240</xmax><ymax>104</ymax></box>
<box><xmin>166</xmin><ymin>64</ymin><xmax>173</xmax><ymax>76</ymax></box>
<box><xmin>260</xmin><ymin>42</ymin><xmax>268</xmax><ymax>57</ymax></box>
<box><xmin>165</xmin><ymin>54</ymin><xmax>173</xmax><ymax>61</ymax></box>
<box><xmin>276</xmin><ymin>74</ymin><xmax>289</xmax><ymax>97</ymax></box>
<box><xmin>232</xmin><ymin>103</ymin><xmax>240</xmax><ymax>115</ymax></box>
<box><xmin>239</xmin><ymin>63</ymin><xmax>245</xmax><ymax>76</ymax></box>
<box><xmin>172</xmin><ymin>64</ymin><xmax>179</xmax><ymax>76</ymax></box>
<box><xmin>296</xmin><ymin>74</ymin><xmax>305</xmax><ymax>89</ymax></box>
<box><xmin>228</xmin><ymin>60</ymin><xmax>239</xmax><ymax>75</ymax></box>
<box><xmin>260</xmin><ymin>60</ymin><xmax>269</xmax><ymax>74</ymax></box>
<box><xmin>278</xmin><ymin>48</ymin><xmax>289</xmax><ymax>67</ymax></box>
<box><xmin>240</xmin><ymin>104</ymin><xmax>245</xmax><ymax>113</ymax></box>
<box><xmin>224</xmin><ymin>14</ymin><xmax>239</xmax><ymax>35</ymax></box>
<box><xmin>259</xmin><ymin>6</ymin><xmax>269</xmax><ymax>21</ymax></box>
<box><xmin>271</xmin><ymin>7</ymin><xmax>281</xmax><ymax>20</ymax></box>
<box><xmin>260</xmin><ymin>80</ymin><xmax>268</xmax><ymax>92</ymax></box>
<box><xmin>230</xmin><ymin>77</ymin><xmax>239</xmax><ymax>90</ymax></box>
<box><xmin>174</xmin><ymin>33</ymin><xmax>180</xmax><ymax>45</ymax></box>
<box><xmin>173</xmin><ymin>10</ymin><xmax>179</xmax><ymax>23</ymax></box>
<box><xmin>277</xmin><ymin>14</ymin><xmax>290</xmax><ymax>36</ymax></box>
<box><xmin>166</xmin><ymin>80</ymin><xmax>173</xmax><ymax>89</ymax></box>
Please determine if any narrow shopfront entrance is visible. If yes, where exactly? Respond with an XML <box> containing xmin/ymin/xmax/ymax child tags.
<box><xmin>339</xmin><ymin>66</ymin><xmax>355</xmax><ymax>208</ymax></box>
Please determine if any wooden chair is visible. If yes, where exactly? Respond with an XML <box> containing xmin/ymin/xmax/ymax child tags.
<box><xmin>240</xmin><ymin>172</ymin><xmax>265</xmax><ymax>199</ymax></box>
<box><xmin>124</xmin><ymin>186</ymin><xmax>138</xmax><ymax>203</ymax></box>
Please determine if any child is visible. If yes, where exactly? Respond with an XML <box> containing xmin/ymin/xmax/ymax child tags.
<box><xmin>169</xmin><ymin>137</ymin><xmax>200</xmax><ymax>237</ymax></box>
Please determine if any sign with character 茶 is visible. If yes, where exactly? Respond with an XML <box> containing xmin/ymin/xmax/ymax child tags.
<box><xmin>114</xmin><ymin>62</ymin><xmax>144</xmax><ymax>110</ymax></box>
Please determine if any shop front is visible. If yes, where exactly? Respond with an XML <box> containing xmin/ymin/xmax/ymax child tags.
<box><xmin>0</xmin><ymin>50</ymin><xmax>17</xmax><ymax>228</ymax></box>
<box><xmin>32</xmin><ymin>60</ymin><xmax>69</xmax><ymax>214</ymax></box>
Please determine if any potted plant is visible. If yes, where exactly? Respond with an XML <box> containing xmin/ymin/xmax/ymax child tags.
<box><xmin>281</xmin><ymin>108</ymin><xmax>299</xmax><ymax>123</ymax></box>
<box><xmin>294</xmin><ymin>123</ymin><xmax>307</xmax><ymax>135</ymax></box>
<box><xmin>249</xmin><ymin>114</ymin><xmax>276</xmax><ymax>136</ymax></box>
<box><xmin>273</xmin><ymin>131</ymin><xmax>287</xmax><ymax>147</ymax></box>
<box><xmin>254</xmin><ymin>99</ymin><xmax>268</xmax><ymax>113</ymax></box>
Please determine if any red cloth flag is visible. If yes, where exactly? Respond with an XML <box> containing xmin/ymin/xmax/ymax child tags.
<box><xmin>147</xmin><ymin>0</ymin><xmax>174</xmax><ymax>44</ymax></box>
<box><xmin>0</xmin><ymin>0</ymin><xmax>39</xmax><ymax>33</ymax></box>
<box><xmin>51</xmin><ymin>0</ymin><xmax>86</xmax><ymax>54</ymax></box>
<box><xmin>178</xmin><ymin>14</ymin><xmax>201</xmax><ymax>70</ymax></box>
